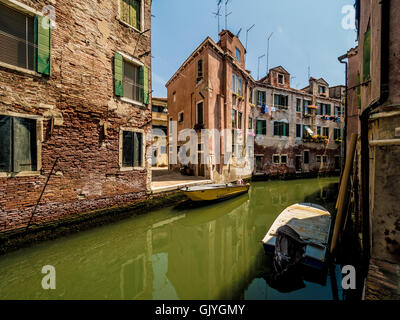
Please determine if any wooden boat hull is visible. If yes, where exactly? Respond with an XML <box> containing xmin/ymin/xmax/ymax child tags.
<box><xmin>262</xmin><ymin>203</ymin><xmax>332</xmax><ymax>270</ymax></box>
<box><xmin>183</xmin><ymin>184</ymin><xmax>250</xmax><ymax>202</ymax></box>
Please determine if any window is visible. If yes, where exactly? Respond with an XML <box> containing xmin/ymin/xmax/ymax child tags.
<box><xmin>274</xmin><ymin>122</ymin><xmax>289</xmax><ymax>137</ymax></box>
<box><xmin>0</xmin><ymin>3</ymin><xmax>51</xmax><ymax>75</ymax></box>
<box><xmin>296</xmin><ymin>99</ymin><xmax>302</xmax><ymax>112</ymax></box>
<box><xmin>238</xmin><ymin>112</ymin><xmax>242</xmax><ymax>129</ymax></box>
<box><xmin>178</xmin><ymin>112</ymin><xmax>184</xmax><ymax>123</ymax></box>
<box><xmin>296</xmin><ymin>124</ymin><xmax>302</xmax><ymax>138</ymax></box>
<box><xmin>317</xmin><ymin>155</ymin><xmax>322</xmax><ymax>163</ymax></box>
<box><xmin>274</xmin><ymin>94</ymin><xmax>289</xmax><ymax>108</ymax></box>
<box><xmin>323</xmin><ymin>156</ymin><xmax>328</xmax><ymax>164</ymax></box>
<box><xmin>303</xmin><ymin>100</ymin><xmax>312</xmax><ymax>114</ymax></box>
<box><xmin>235</xmin><ymin>48</ymin><xmax>241</xmax><ymax>63</ymax></box>
<box><xmin>278</xmin><ymin>74</ymin><xmax>284</xmax><ymax>84</ymax></box>
<box><xmin>281</xmin><ymin>155</ymin><xmax>288</xmax><ymax>164</ymax></box>
<box><xmin>335</xmin><ymin>106</ymin><xmax>342</xmax><ymax>117</ymax></box>
<box><xmin>238</xmin><ymin>78</ymin><xmax>243</xmax><ymax>96</ymax></box>
<box><xmin>152</xmin><ymin>106</ymin><xmax>165</xmax><ymax>113</ymax></box>
<box><xmin>0</xmin><ymin>115</ymin><xmax>38</xmax><ymax>173</ymax></box>
<box><xmin>122</xmin><ymin>130</ymin><xmax>143</xmax><ymax>168</ymax></box>
<box><xmin>197</xmin><ymin>59</ymin><xmax>203</xmax><ymax>83</ymax></box>
<box><xmin>304</xmin><ymin>151</ymin><xmax>310</xmax><ymax>164</ymax></box>
<box><xmin>318</xmin><ymin>86</ymin><xmax>327</xmax><ymax>94</ymax></box>
<box><xmin>120</xmin><ymin>0</ymin><xmax>141</xmax><ymax>30</ymax></box>
<box><xmin>256</xmin><ymin>120</ymin><xmax>267</xmax><ymax>135</ymax></box>
<box><xmin>232</xmin><ymin>74</ymin><xmax>237</xmax><ymax>93</ymax></box>
<box><xmin>273</xmin><ymin>155</ymin><xmax>280</xmax><ymax>164</ymax></box>
<box><xmin>232</xmin><ymin>110</ymin><xmax>237</xmax><ymax>128</ymax></box>
<box><xmin>323</xmin><ymin>127</ymin><xmax>329</xmax><ymax>138</ymax></box>
<box><xmin>257</xmin><ymin>91</ymin><xmax>266</xmax><ymax>106</ymax></box>
<box><xmin>334</xmin><ymin>128</ymin><xmax>342</xmax><ymax>140</ymax></box>
<box><xmin>363</xmin><ymin>26</ymin><xmax>371</xmax><ymax>81</ymax></box>
<box><xmin>114</xmin><ymin>53</ymin><xmax>149</xmax><ymax>104</ymax></box>
<box><xmin>123</xmin><ymin>60</ymin><xmax>141</xmax><ymax>102</ymax></box>
<box><xmin>248</xmin><ymin>117</ymin><xmax>253</xmax><ymax>130</ymax></box>
<box><xmin>197</xmin><ymin>102</ymin><xmax>204</xmax><ymax>125</ymax></box>
<box><xmin>317</xmin><ymin>126</ymin><xmax>321</xmax><ymax>135</ymax></box>
<box><xmin>318</xmin><ymin>103</ymin><xmax>331</xmax><ymax>116</ymax></box>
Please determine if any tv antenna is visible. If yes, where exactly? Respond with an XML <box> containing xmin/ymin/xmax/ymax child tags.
<box><xmin>225</xmin><ymin>0</ymin><xmax>232</xmax><ymax>30</ymax></box>
<box><xmin>258</xmin><ymin>54</ymin><xmax>266</xmax><ymax>80</ymax></box>
<box><xmin>236</xmin><ymin>28</ymin><xmax>242</xmax><ymax>38</ymax></box>
<box><xmin>266</xmin><ymin>32</ymin><xmax>274</xmax><ymax>74</ymax></box>
<box><xmin>245</xmin><ymin>24</ymin><xmax>255</xmax><ymax>51</ymax></box>
<box><xmin>213</xmin><ymin>0</ymin><xmax>223</xmax><ymax>34</ymax></box>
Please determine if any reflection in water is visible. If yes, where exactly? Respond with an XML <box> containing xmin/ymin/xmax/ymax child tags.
<box><xmin>0</xmin><ymin>178</ymin><xmax>341</xmax><ymax>300</ymax></box>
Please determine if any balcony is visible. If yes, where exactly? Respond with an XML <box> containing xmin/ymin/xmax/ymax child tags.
<box><xmin>303</xmin><ymin>135</ymin><xmax>329</xmax><ymax>144</ymax></box>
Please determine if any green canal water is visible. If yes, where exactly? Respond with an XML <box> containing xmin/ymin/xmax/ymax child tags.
<box><xmin>0</xmin><ymin>177</ymin><xmax>344</xmax><ymax>300</ymax></box>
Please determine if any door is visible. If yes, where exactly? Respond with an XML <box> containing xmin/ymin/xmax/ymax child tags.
<box><xmin>295</xmin><ymin>156</ymin><xmax>302</xmax><ymax>172</ymax></box>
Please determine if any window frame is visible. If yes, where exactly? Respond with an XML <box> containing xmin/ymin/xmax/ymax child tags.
<box><xmin>277</xmin><ymin>73</ymin><xmax>284</xmax><ymax>85</ymax></box>
<box><xmin>0</xmin><ymin>112</ymin><xmax>43</xmax><ymax>177</ymax></box>
<box><xmin>118</xmin><ymin>0</ymin><xmax>145</xmax><ymax>32</ymax></box>
<box><xmin>178</xmin><ymin>111</ymin><xmax>184</xmax><ymax>123</ymax></box>
<box><xmin>280</xmin><ymin>154</ymin><xmax>288</xmax><ymax>164</ymax></box>
<box><xmin>118</xmin><ymin>52</ymin><xmax>146</xmax><ymax>107</ymax></box>
<box><xmin>256</xmin><ymin>119</ymin><xmax>267</xmax><ymax>136</ymax></box>
<box><xmin>196</xmin><ymin>100</ymin><xmax>204</xmax><ymax>125</ymax></box>
<box><xmin>272</xmin><ymin>154</ymin><xmax>280</xmax><ymax>164</ymax></box>
<box><xmin>235</xmin><ymin>47</ymin><xmax>241</xmax><ymax>63</ymax></box>
<box><xmin>119</xmin><ymin>127</ymin><xmax>146</xmax><ymax>171</ymax></box>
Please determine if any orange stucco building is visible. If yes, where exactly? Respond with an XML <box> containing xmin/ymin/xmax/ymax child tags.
<box><xmin>166</xmin><ymin>30</ymin><xmax>254</xmax><ymax>182</ymax></box>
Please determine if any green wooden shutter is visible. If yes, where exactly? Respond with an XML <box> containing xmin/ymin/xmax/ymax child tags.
<box><xmin>133</xmin><ymin>132</ymin><xmax>142</xmax><ymax>167</ymax></box>
<box><xmin>130</xmin><ymin>0</ymin><xmax>140</xmax><ymax>29</ymax></box>
<box><xmin>114</xmin><ymin>53</ymin><xmax>124</xmax><ymax>97</ymax></box>
<box><xmin>35</xmin><ymin>15</ymin><xmax>51</xmax><ymax>75</ymax></box>
<box><xmin>363</xmin><ymin>27</ymin><xmax>371</xmax><ymax>81</ymax></box>
<box><xmin>0</xmin><ymin>116</ymin><xmax>12</xmax><ymax>172</ymax></box>
<box><xmin>13</xmin><ymin>117</ymin><xmax>37</xmax><ymax>172</ymax></box>
<box><xmin>143</xmin><ymin>66</ymin><xmax>149</xmax><ymax>105</ymax></box>
<box><xmin>357</xmin><ymin>73</ymin><xmax>362</xmax><ymax>108</ymax></box>
<box><xmin>120</xmin><ymin>0</ymin><xmax>130</xmax><ymax>23</ymax></box>
<box><xmin>139</xmin><ymin>66</ymin><xmax>144</xmax><ymax>102</ymax></box>
<box><xmin>122</xmin><ymin>131</ymin><xmax>134</xmax><ymax>167</ymax></box>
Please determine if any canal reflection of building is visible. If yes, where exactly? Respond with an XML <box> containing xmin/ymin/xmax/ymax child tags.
<box><xmin>119</xmin><ymin>181</ymin><xmax>339</xmax><ymax>300</ymax></box>
<box><xmin>119</xmin><ymin>194</ymin><xmax>266</xmax><ymax>300</ymax></box>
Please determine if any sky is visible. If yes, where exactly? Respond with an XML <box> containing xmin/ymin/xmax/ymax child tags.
<box><xmin>151</xmin><ymin>0</ymin><xmax>358</xmax><ymax>98</ymax></box>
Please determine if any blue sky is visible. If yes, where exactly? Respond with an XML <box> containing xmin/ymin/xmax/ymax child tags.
<box><xmin>151</xmin><ymin>0</ymin><xmax>357</xmax><ymax>97</ymax></box>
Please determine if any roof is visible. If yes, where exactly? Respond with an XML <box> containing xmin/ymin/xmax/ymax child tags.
<box><xmin>269</xmin><ymin>65</ymin><xmax>290</xmax><ymax>75</ymax></box>
<box><xmin>166</xmin><ymin>32</ymin><xmax>254</xmax><ymax>87</ymax></box>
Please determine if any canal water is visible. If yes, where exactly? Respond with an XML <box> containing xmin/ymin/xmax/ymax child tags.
<box><xmin>0</xmin><ymin>177</ymin><xmax>344</xmax><ymax>300</ymax></box>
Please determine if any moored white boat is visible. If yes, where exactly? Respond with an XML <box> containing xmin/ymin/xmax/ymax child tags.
<box><xmin>262</xmin><ymin>203</ymin><xmax>332</xmax><ymax>270</ymax></box>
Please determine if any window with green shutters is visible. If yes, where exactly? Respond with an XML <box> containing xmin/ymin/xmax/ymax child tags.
<box><xmin>256</xmin><ymin>120</ymin><xmax>266</xmax><ymax>135</ymax></box>
<box><xmin>323</xmin><ymin>127</ymin><xmax>329</xmax><ymax>138</ymax></box>
<box><xmin>296</xmin><ymin>99</ymin><xmax>301</xmax><ymax>112</ymax></box>
<box><xmin>0</xmin><ymin>115</ymin><xmax>37</xmax><ymax>173</ymax></box>
<box><xmin>296</xmin><ymin>124</ymin><xmax>302</xmax><ymax>138</ymax></box>
<box><xmin>273</xmin><ymin>121</ymin><xmax>289</xmax><ymax>137</ymax></box>
<box><xmin>363</xmin><ymin>26</ymin><xmax>371</xmax><ymax>81</ymax></box>
<box><xmin>0</xmin><ymin>4</ymin><xmax>51</xmax><ymax>75</ymax></box>
<box><xmin>120</xmin><ymin>0</ymin><xmax>141</xmax><ymax>30</ymax></box>
<box><xmin>122</xmin><ymin>130</ymin><xmax>143</xmax><ymax>168</ymax></box>
<box><xmin>334</xmin><ymin>128</ymin><xmax>342</xmax><ymax>140</ymax></box>
<box><xmin>114</xmin><ymin>53</ymin><xmax>149</xmax><ymax>105</ymax></box>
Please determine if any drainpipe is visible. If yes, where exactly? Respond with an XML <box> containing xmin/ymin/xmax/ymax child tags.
<box><xmin>360</xmin><ymin>0</ymin><xmax>390</xmax><ymax>267</ymax></box>
<box><xmin>338</xmin><ymin>53</ymin><xmax>348</xmax><ymax>168</ymax></box>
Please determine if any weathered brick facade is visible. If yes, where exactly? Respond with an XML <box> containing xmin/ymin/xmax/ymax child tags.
<box><xmin>252</xmin><ymin>68</ymin><xmax>345</xmax><ymax>178</ymax></box>
<box><xmin>0</xmin><ymin>0</ymin><xmax>152</xmax><ymax>232</ymax></box>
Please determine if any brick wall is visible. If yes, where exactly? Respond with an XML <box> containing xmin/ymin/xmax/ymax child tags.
<box><xmin>0</xmin><ymin>0</ymin><xmax>152</xmax><ymax>232</ymax></box>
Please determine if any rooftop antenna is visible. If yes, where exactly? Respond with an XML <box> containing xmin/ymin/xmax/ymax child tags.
<box><xmin>258</xmin><ymin>54</ymin><xmax>266</xmax><ymax>80</ymax></box>
<box><xmin>213</xmin><ymin>0</ymin><xmax>222</xmax><ymax>35</ymax></box>
<box><xmin>266</xmin><ymin>32</ymin><xmax>274</xmax><ymax>74</ymax></box>
<box><xmin>225</xmin><ymin>0</ymin><xmax>232</xmax><ymax>30</ymax></box>
<box><xmin>245</xmin><ymin>24</ymin><xmax>255</xmax><ymax>52</ymax></box>
<box><xmin>236</xmin><ymin>28</ymin><xmax>242</xmax><ymax>38</ymax></box>
<box><xmin>308</xmin><ymin>65</ymin><xmax>311</xmax><ymax>79</ymax></box>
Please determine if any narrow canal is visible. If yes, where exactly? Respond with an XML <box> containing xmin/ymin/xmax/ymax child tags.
<box><xmin>0</xmin><ymin>177</ymin><xmax>343</xmax><ymax>300</ymax></box>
